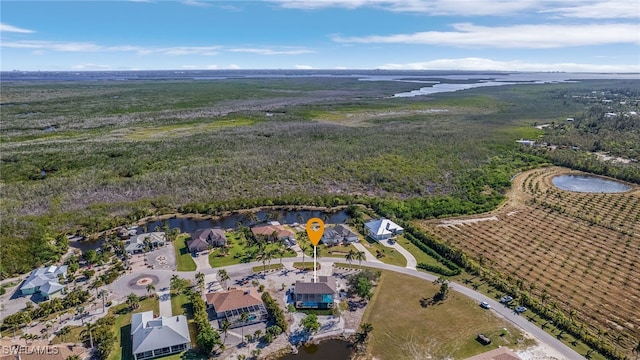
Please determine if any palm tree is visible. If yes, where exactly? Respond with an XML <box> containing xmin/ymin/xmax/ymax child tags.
<box><xmin>126</xmin><ymin>293</ymin><xmax>140</xmax><ymax>310</ymax></box>
<box><xmin>57</xmin><ymin>325</ymin><xmax>71</xmax><ymax>342</ymax></box>
<box><xmin>146</xmin><ymin>283</ymin><xmax>156</xmax><ymax>297</ymax></box>
<box><xmin>195</xmin><ymin>272</ymin><xmax>205</xmax><ymax>294</ymax></box>
<box><xmin>540</xmin><ymin>291</ymin><xmax>549</xmax><ymax>307</ymax></box>
<box><xmin>262</xmin><ymin>250</ymin><xmax>274</xmax><ymax>275</ymax></box>
<box><xmin>278</xmin><ymin>246</ymin><xmax>286</xmax><ymax>266</ymax></box>
<box><xmin>80</xmin><ymin>322</ymin><xmax>95</xmax><ymax>349</ymax></box>
<box><xmin>218</xmin><ymin>269</ymin><xmax>230</xmax><ymax>290</ymax></box>
<box><xmin>220</xmin><ymin>319</ymin><xmax>231</xmax><ymax>345</ymax></box>
<box><xmin>91</xmin><ymin>279</ymin><xmax>104</xmax><ymax>298</ymax></box>
<box><xmin>239</xmin><ymin>312</ymin><xmax>250</xmax><ymax>343</ymax></box>
<box><xmin>355</xmin><ymin>251</ymin><xmax>366</xmax><ymax>268</ymax></box>
<box><xmin>345</xmin><ymin>249</ymin><xmax>356</xmax><ymax>265</ymax></box>
<box><xmin>170</xmin><ymin>274</ymin><xmax>183</xmax><ymax>292</ymax></box>
<box><xmin>99</xmin><ymin>289</ymin><xmax>109</xmax><ymax>313</ymax></box>
<box><xmin>76</xmin><ymin>305</ymin><xmax>86</xmax><ymax>326</ymax></box>
<box><xmin>614</xmin><ymin>334</ymin><xmax>624</xmax><ymax>355</ymax></box>
<box><xmin>300</xmin><ymin>244</ymin><xmax>308</xmax><ymax>265</ymax></box>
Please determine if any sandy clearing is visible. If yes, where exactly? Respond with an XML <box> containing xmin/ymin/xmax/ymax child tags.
<box><xmin>437</xmin><ymin>216</ymin><xmax>499</xmax><ymax>227</ymax></box>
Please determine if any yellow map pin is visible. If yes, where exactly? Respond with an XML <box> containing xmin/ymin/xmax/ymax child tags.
<box><xmin>306</xmin><ymin>218</ymin><xmax>325</xmax><ymax>246</ymax></box>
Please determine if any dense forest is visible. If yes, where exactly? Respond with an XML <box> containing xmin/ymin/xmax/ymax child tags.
<box><xmin>1</xmin><ymin>77</ymin><xmax>638</xmax><ymax>278</ymax></box>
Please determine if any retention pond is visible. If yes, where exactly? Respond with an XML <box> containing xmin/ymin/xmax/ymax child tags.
<box><xmin>552</xmin><ymin>175</ymin><xmax>631</xmax><ymax>193</ymax></box>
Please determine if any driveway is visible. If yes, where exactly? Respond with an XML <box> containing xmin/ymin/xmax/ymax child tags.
<box><xmin>193</xmin><ymin>252</ymin><xmax>211</xmax><ymax>271</ymax></box>
<box><xmin>380</xmin><ymin>239</ymin><xmax>417</xmax><ymax>270</ymax></box>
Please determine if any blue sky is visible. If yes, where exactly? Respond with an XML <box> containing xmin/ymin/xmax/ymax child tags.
<box><xmin>1</xmin><ymin>0</ymin><xmax>639</xmax><ymax>72</ymax></box>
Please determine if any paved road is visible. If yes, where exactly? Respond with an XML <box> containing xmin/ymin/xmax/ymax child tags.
<box><xmin>181</xmin><ymin>258</ymin><xmax>581</xmax><ymax>360</ymax></box>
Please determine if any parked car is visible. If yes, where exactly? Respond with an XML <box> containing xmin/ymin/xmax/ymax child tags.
<box><xmin>515</xmin><ymin>306</ymin><xmax>527</xmax><ymax>313</ymax></box>
<box><xmin>500</xmin><ymin>295</ymin><xmax>513</xmax><ymax>303</ymax></box>
<box><xmin>480</xmin><ymin>301</ymin><xmax>491</xmax><ymax>309</ymax></box>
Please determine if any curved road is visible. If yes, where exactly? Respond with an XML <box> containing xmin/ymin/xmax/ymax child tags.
<box><xmin>112</xmin><ymin>257</ymin><xmax>582</xmax><ymax>360</ymax></box>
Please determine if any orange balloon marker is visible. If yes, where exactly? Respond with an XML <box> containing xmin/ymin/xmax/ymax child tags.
<box><xmin>306</xmin><ymin>218</ymin><xmax>325</xmax><ymax>247</ymax></box>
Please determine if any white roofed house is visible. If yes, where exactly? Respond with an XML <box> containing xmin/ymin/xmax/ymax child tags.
<box><xmin>19</xmin><ymin>265</ymin><xmax>68</xmax><ymax>299</ymax></box>
<box><xmin>131</xmin><ymin>311</ymin><xmax>191</xmax><ymax>360</ymax></box>
<box><xmin>125</xmin><ymin>232</ymin><xmax>166</xmax><ymax>254</ymax></box>
<box><xmin>364</xmin><ymin>218</ymin><xmax>403</xmax><ymax>241</ymax></box>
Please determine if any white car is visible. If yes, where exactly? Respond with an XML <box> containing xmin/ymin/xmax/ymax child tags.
<box><xmin>480</xmin><ymin>301</ymin><xmax>491</xmax><ymax>309</ymax></box>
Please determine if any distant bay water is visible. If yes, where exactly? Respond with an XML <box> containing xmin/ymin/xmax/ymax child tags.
<box><xmin>1</xmin><ymin>70</ymin><xmax>637</xmax><ymax>97</ymax></box>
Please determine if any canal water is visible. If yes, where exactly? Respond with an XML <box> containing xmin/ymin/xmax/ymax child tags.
<box><xmin>145</xmin><ymin>209</ymin><xmax>348</xmax><ymax>232</ymax></box>
<box><xmin>278</xmin><ymin>339</ymin><xmax>353</xmax><ymax>360</ymax></box>
<box><xmin>552</xmin><ymin>175</ymin><xmax>631</xmax><ymax>193</ymax></box>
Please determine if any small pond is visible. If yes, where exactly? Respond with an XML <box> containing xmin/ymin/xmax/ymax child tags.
<box><xmin>145</xmin><ymin>209</ymin><xmax>349</xmax><ymax>233</ymax></box>
<box><xmin>278</xmin><ymin>339</ymin><xmax>353</xmax><ymax>360</ymax></box>
<box><xmin>552</xmin><ymin>175</ymin><xmax>631</xmax><ymax>193</ymax></box>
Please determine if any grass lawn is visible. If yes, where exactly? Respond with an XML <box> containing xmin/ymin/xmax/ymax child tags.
<box><xmin>252</xmin><ymin>263</ymin><xmax>283</xmax><ymax>273</ymax></box>
<box><xmin>109</xmin><ymin>296</ymin><xmax>160</xmax><ymax>360</ymax></box>
<box><xmin>395</xmin><ymin>235</ymin><xmax>443</xmax><ymax>268</ymax></box>
<box><xmin>297</xmin><ymin>237</ymin><xmax>357</xmax><ymax>259</ymax></box>
<box><xmin>361</xmin><ymin>271</ymin><xmax>532</xmax><ymax>360</ymax></box>
<box><xmin>174</xmin><ymin>234</ymin><xmax>197</xmax><ymax>271</ymax></box>
<box><xmin>209</xmin><ymin>231</ymin><xmax>296</xmax><ymax>268</ymax></box>
<box><xmin>51</xmin><ymin>325</ymin><xmax>84</xmax><ymax>344</ymax></box>
<box><xmin>292</xmin><ymin>262</ymin><xmax>321</xmax><ymax>271</ymax></box>
<box><xmin>170</xmin><ymin>291</ymin><xmax>200</xmax><ymax>350</ymax></box>
<box><xmin>362</xmin><ymin>239</ymin><xmax>407</xmax><ymax>267</ymax></box>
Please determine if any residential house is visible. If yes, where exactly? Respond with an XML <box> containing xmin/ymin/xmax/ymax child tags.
<box><xmin>321</xmin><ymin>224</ymin><xmax>359</xmax><ymax>245</ymax></box>
<box><xmin>187</xmin><ymin>228</ymin><xmax>226</xmax><ymax>253</ymax></box>
<box><xmin>19</xmin><ymin>265</ymin><xmax>67</xmax><ymax>299</ymax></box>
<box><xmin>131</xmin><ymin>311</ymin><xmax>191</xmax><ymax>360</ymax></box>
<box><xmin>364</xmin><ymin>218</ymin><xmax>403</xmax><ymax>241</ymax></box>
<box><xmin>125</xmin><ymin>232</ymin><xmax>166</xmax><ymax>254</ymax></box>
<box><xmin>251</xmin><ymin>221</ymin><xmax>296</xmax><ymax>246</ymax></box>
<box><xmin>205</xmin><ymin>287</ymin><xmax>268</xmax><ymax>328</ymax></box>
<box><xmin>293</xmin><ymin>276</ymin><xmax>337</xmax><ymax>309</ymax></box>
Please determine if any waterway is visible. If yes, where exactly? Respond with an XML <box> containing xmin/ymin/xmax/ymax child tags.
<box><xmin>145</xmin><ymin>209</ymin><xmax>348</xmax><ymax>233</ymax></box>
<box><xmin>278</xmin><ymin>339</ymin><xmax>353</xmax><ymax>360</ymax></box>
<box><xmin>552</xmin><ymin>175</ymin><xmax>631</xmax><ymax>193</ymax></box>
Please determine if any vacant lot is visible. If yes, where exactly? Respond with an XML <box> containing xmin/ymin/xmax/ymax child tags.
<box><xmin>361</xmin><ymin>271</ymin><xmax>530</xmax><ymax>360</ymax></box>
<box><xmin>418</xmin><ymin>167</ymin><xmax>640</xmax><ymax>357</ymax></box>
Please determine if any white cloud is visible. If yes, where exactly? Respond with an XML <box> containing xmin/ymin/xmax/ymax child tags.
<box><xmin>227</xmin><ymin>64</ymin><xmax>241</xmax><ymax>69</ymax></box>
<box><xmin>182</xmin><ymin>0</ymin><xmax>210</xmax><ymax>7</ymax></box>
<box><xmin>71</xmin><ymin>63</ymin><xmax>113</xmax><ymax>70</ymax></box>
<box><xmin>205</xmin><ymin>64</ymin><xmax>218</xmax><ymax>69</ymax></box>
<box><xmin>229</xmin><ymin>47</ymin><xmax>315</xmax><ymax>55</ymax></box>
<box><xmin>541</xmin><ymin>0</ymin><xmax>640</xmax><ymax>19</ymax></box>
<box><xmin>1</xmin><ymin>40</ymin><xmax>221</xmax><ymax>55</ymax></box>
<box><xmin>271</xmin><ymin>0</ymin><xmax>640</xmax><ymax>18</ymax></box>
<box><xmin>378</xmin><ymin>57</ymin><xmax>640</xmax><ymax>72</ymax></box>
<box><xmin>294</xmin><ymin>65</ymin><xmax>314</xmax><ymax>69</ymax></box>
<box><xmin>270</xmin><ymin>0</ymin><xmax>535</xmax><ymax>15</ymax></box>
<box><xmin>333</xmin><ymin>23</ymin><xmax>640</xmax><ymax>48</ymax></box>
<box><xmin>1</xmin><ymin>23</ymin><xmax>36</xmax><ymax>34</ymax></box>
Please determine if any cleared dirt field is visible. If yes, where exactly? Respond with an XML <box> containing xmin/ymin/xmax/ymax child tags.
<box><xmin>417</xmin><ymin>167</ymin><xmax>640</xmax><ymax>357</ymax></box>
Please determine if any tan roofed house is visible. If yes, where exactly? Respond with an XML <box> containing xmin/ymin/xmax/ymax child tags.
<box><xmin>251</xmin><ymin>222</ymin><xmax>297</xmax><ymax>246</ymax></box>
<box><xmin>206</xmin><ymin>287</ymin><xmax>268</xmax><ymax>327</ymax></box>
